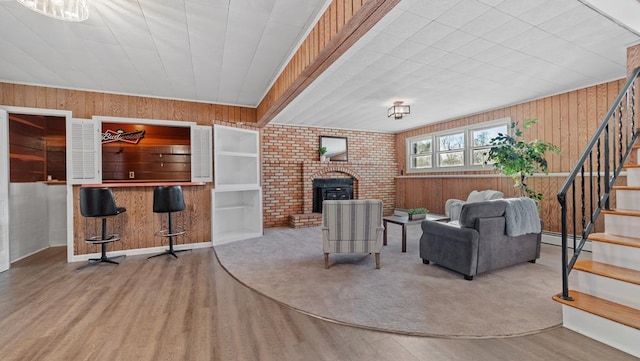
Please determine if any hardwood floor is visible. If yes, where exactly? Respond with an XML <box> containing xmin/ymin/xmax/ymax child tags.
<box><xmin>0</xmin><ymin>247</ymin><xmax>637</xmax><ymax>361</ymax></box>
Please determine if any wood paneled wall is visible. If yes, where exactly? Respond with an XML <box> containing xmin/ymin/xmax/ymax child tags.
<box><xmin>627</xmin><ymin>43</ymin><xmax>640</xmax><ymax>73</ymax></box>
<box><xmin>9</xmin><ymin>113</ymin><xmax>65</xmax><ymax>182</ymax></box>
<box><xmin>256</xmin><ymin>0</ymin><xmax>400</xmax><ymax>126</ymax></box>
<box><xmin>396</xmin><ymin>175</ymin><xmax>609</xmax><ymax>235</ymax></box>
<box><xmin>0</xmin><ymin>82</ymin><xmax>256</xmax><ymax>125</ymax></box>
<box><xmin>9</xmin><ymin>114</ymin><xmax>45</xmax><ymax>182</ymax></box>
<box><xmin>73</xmin><ymin>185</ymin><xmax>210</xmax><ymax>255</ymax></box>
<box><xmin>395</xmin><ymin>78</ymin><xmax>627</xmax><ymax>233</ymax></box>
<box><xmin>102</xmin><ymin>144</ymin><xmax>191</xmax><ymax>181</ymax></box>
<box><xmin>0</xmin><ymin>82</ymin><xmax>258</xmax><ymax>253</ymax></box>
<box><xmin>46</xmin><ymin>118</ymin><xmax>66</xmax><ymax>180</ymax></box>
<box><xmin>102</xmin><ymin>123</ymin><xmax>191</xmax><ymax>181</ymax></box>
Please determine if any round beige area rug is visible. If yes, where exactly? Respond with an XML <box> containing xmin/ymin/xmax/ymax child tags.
<box><xmin>214</xmin><ymin>226</ymin><xmax>566</xmax><ymax>338</ymax></box>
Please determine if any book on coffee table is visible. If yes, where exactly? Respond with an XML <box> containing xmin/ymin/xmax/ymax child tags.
<box><xmin>394</xmin><ymin>208</ymin><xmax>409</xmax><ymax>217</ymax></box>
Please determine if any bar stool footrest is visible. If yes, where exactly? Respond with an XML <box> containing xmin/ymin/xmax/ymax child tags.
<box><xmin>155</xmin><ymin>229</ymin><xmax>186</xmax><ymax>238</ymax></box>
<box><xmin>85</xmin><ymin>234</ymin><xmax>121</xmax><ymax>244</ymax></box>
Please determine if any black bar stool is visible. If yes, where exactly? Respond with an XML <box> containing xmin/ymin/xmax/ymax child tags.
<box><xmin>78</xmin><ymin>187</ymin><xmax>127</xmax><ymax>270</ymax></box>
<box><xmin>148</xmin><ymin>185</ymin><xmax>190</xmax><ymax>259</ymax></box>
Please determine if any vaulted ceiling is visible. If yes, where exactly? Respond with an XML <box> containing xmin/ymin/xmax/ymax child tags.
<box><xmin>0</xmin><ymin>0</ymin><xmax>639</xmax><ymax>133</ymax></box>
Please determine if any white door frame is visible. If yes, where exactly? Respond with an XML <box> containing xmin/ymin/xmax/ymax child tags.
<box><xmin>0</xmin><ymin>109</ymin><xmax>8</xmax><ymax>272</ymax></box>
<box><xmin>0</xmin><ymin>106</ymin><xmax>74</xmax><ymax>264</ymax></box>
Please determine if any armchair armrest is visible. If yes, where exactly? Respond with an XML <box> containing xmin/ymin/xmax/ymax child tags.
<box><xmin>421</xmin><ymin>220</ymin><xmax>479</xmax><ymax>244</ymax></box>
<box><xmin>420</xmin><ymin>220</ymin><xmax>480</xmax><ymax>277</ymax></box>
<box><xmin>375</xmin><ymin>226</ymin><xmax>385</xmax><ymax>248</ymax></box>
<box><xmin>445</xmin><ymin>198</ymin><xmax>465</xmax><ymax>221</ymax></box>
<box><xmin>444</xmin><ymin>198</ymin><xmax>467</xmax><ymax>221</ymax></box>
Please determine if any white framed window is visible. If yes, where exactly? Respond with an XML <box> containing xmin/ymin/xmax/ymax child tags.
<box><xmin>408</xmin><ymin>137</ymin><xmax>433</xmax><ymax>169</ymax></box>
<box><xmin>406</xmin><ymin>117</ymin><xmax>510</xmax><ymax>173</ymax></box>
<box><xmin>470</xmin><ymin>123</ymin><xmax>509</xmax><ymax>166</ymax></box>
<box><xmin>437</xmin><ymin>132</ymin><xmax>465</xmax><ymax>167</ymax></box>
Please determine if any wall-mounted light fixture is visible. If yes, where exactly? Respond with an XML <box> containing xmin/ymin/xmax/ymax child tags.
<box><xmin>17</xmin><ymin>0</ymin><xmax>89</xmax><ymax>22</ymax></box>
<box><xmin>387</xmin><ymin>101</ymin><xmax>410</xmax><ymax>119</ymax></box>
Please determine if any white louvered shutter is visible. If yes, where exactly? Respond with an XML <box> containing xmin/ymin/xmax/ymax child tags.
<box><xmin>68</xmin><ymin>118</ymin><xmax>101</xmax><ymax>184</ymax></box>
<box><xmin>191</xmin><ymin>125</ymin><xmax>212</xmax><ymax>182</ymax></box>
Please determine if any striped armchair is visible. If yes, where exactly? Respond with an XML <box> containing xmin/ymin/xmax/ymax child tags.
<box><xmin>322</xmin><ymin>199</ymin><xmax>384</xmax><ymax>269</ymax></box>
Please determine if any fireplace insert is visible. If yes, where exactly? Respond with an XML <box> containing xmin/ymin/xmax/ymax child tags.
<box><xmin>312</xmin><ymin>178</ymin><xmax>354</xmax><ymax>213</ymax></box>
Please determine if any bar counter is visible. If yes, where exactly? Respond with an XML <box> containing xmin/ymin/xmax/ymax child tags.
<box><xmin>83</xmin><ymin>181</ymin><xmax>207</xmax><ymax>187</ymax></box>
<box><xmin>73</xmin><ymin>182</ymin><xmax>212</xmax><ymax>256</ymax></box>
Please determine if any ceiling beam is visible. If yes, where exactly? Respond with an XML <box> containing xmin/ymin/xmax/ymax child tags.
<box><xmin>255</xmin><ymin>0</ymin><xmax>400</xmax><ymax>127</ymax></box>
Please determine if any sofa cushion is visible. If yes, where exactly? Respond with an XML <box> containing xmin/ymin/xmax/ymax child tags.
<box><xmin>483</xmin><ymin>190</ymin><xmax>504</xmax><ymax>200</ymax></box>
<box><xmin>466</xmin><ymin>189</ymin><xmax>504</xmax><ymax>203</ymax></box>
<box><xmin>466</xmin><ymin>190</ymin><xmax>486</xmax><ymax>203</ymax></box>
<box><xmin>459</xmin><ymin>200</ymin><xmax>506</xmax><ymax>229</ymax></box>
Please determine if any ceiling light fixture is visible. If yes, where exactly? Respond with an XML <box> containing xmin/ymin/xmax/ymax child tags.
<box><xmin>387</xmin><ymin>101</ymin><xmax>410</xmax><ymax>119</ymax></box>
<box><xmin>17</xmin><ymin>0</ymin><xmax>89</xmax><ymax>22</ymax></box>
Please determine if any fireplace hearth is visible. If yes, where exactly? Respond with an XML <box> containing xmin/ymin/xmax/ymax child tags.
<box><xmin>312</xmin><ymin>178</ymin><xmax>354</xmax><ymax>213</ymax></box>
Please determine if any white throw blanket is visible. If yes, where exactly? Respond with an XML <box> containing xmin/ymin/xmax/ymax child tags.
<box><xmin>504</xmin><ymin>197</ymin><xmax>541</xmax><ymax>236</ymax></box>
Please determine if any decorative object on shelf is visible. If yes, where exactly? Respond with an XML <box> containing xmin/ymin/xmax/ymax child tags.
<box><xmin>319</xmin><ymin>136</ymin><xmax>348</xmax><ymax>161</ymax></box>
<box><xmin>387</xmin><ymin>101</ymin><xmax>410</xmax><ymax>119</ymax></box>
<box><xmin>484</xmin><ymin>119</ymin><xmax>560</xmax><ymax>202</ymax></box>
<box><xmin>17</xmin><ymin>0</ymin><xmax>89</xmax><ymax>22</ymax></box>
<box><xmin>318</xmin><ymin>146</ymin><xmax>328</xmax><ymax>162</ymax></box>
<box><xmin>407</xmin><ymin>207</ymin><xmax>428</xmax><ymax>220</ymax></box>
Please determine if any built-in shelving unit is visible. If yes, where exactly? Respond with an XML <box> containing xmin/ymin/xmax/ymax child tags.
<box><xmin>212</xmin><ymin>125</ymin><xmax>262</xmax><ymax>245</ymax></box>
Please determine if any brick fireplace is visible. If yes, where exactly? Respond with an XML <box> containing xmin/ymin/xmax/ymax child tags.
<box><xmin>304</xmin><ymin>165</ymin><xmax>360</xmax><ymax>213</ymax></box>
<box><xmin>288</xmin><ymin>165</ymin><xmax>361</xmax><ymax>228</ymax></box>
<box><xmin>261</xmin><ymin>123</ymin><xmax>397</xmax><ymax>228</ymax></box>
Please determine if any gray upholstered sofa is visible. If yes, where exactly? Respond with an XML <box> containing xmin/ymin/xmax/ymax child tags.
<box><xmin>420</xmin><ymin>199</ymin><xmax>541</xmax><ymax>280</ymax></box>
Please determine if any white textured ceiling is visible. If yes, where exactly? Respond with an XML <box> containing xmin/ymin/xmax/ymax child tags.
<box><xmin>0</xmin><ymin>0</ymin><xmax>639</xmax><ymax>133</ymax></box>
<box><xmin>272</xmin><ymin>0</ymin><xmax>640</xmax><ymax>132</ymax></box>
<box><xmin>0</xmin><ymin>0</ymin><xmax>329</xmax><ymax>106</ymax></box>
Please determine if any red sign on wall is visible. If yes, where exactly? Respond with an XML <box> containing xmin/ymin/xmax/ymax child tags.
<box><xmin>102</xmin><ymin>129</ymin><xmax>146</xmax><ymax>144</ymax></box>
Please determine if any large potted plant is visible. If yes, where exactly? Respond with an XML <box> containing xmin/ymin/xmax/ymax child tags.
<box><xmin>484</xmin><ymin>119</ymin><xmax>560</xmax><ymax>202</ymax></box>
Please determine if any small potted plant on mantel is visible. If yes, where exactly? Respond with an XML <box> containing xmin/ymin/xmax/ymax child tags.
<box><xmin>318</xmin><ymin>146</ymin><xmax>328</xmax><ymax>162</ymax></box>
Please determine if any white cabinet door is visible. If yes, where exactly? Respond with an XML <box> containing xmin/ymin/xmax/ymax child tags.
<box><xmin>0</xmin><ymin>109</ymin><xmax>9</xmax><ymax>272</ymax></box>
<box><xmin>67</xmin><ymin>118</ymin><xmax>102</xmax><ymax>184</ymax></box>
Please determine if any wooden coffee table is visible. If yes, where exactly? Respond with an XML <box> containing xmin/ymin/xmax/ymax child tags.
<box><xmin>383</xmin><ymin>214</ymin><xmax>450</xmax><ymax>253</ymax></box>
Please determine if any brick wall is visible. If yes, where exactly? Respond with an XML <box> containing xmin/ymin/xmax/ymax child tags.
<box><xmin>261</xmin><ymin>124</ymin><xmax>397</xmax><ymax>227</ymax></box>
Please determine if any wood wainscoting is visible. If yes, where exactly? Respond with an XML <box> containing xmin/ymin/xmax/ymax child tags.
<box><xmin>396</xmin><ymin>174</ymin><xmax>613</xmax><ymax>234</ymax></box>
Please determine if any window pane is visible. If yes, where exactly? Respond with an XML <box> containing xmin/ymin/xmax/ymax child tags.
<box><xmin>473</xmin><ymin>125</ymin><xmax>507</xmax><ymax>147</ymax></box>
<box><xmin>439</xmin><ymin>151</ymin><xmax>464</xmax><ymax>167</ymax></box>
<box><xmin>411</xmin><ymin>139</ymin><xmax>432</xmax><ymax>154</ymax></box>
<box><xmin>439</xmin><ymin>133</ymin><xmax>464</xmax><ymax>151</ymax></box>
<box><xmin>472</xmin><ymin>148</ymin><xmax>491</xmax><ymax>165</ymax></box>
<box><xmin>412</xmin><ymin>155</ymin><xmax>432</xmax><ymax>169</ymax></box>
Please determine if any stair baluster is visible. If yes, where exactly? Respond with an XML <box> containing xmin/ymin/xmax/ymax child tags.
<box><xmin>554</xmin><ymin>66</ymin><xmax>640</xmax><ymax>357</ymax></box>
